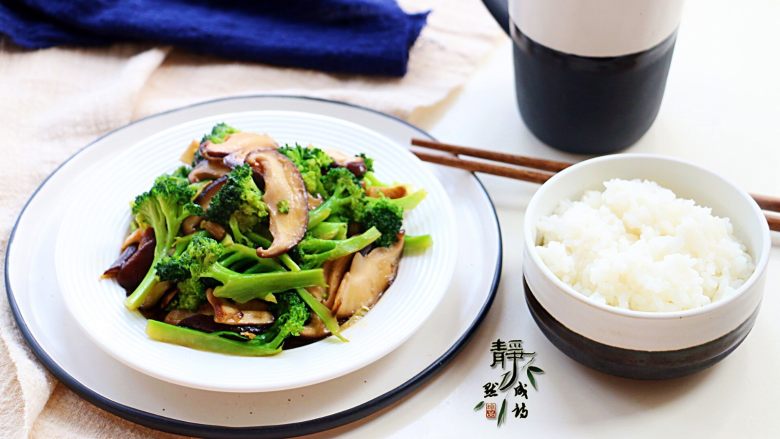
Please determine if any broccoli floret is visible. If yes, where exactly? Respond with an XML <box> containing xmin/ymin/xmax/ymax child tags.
<box><xmin>167</xmin><ymin>278</ymin><xmax>207</xmax><ymax>311</ymax></box>
<box><xmin>277</xmin><ymin>200</ymin><xmax>290</xmax><ymax>214</ymax></box>
<box><xmin>125</xmin><ymin>174</ymin><xmax>203</xmax><ymax>310</ymax></box>
<box><xmin>156</xmin><ymin>234</ymin><xmax>325</xmax><ymax>303</ymax></box>
<box><xmin>206</xmin><ymin>164</ymin><xmax>268</xmax><ymax>241</ymax></box>
<box><xmin>202</xmin><ymin>122</ymin><xmax>238</xmax><ymax>144</ymax></box>
<box><xmin>308</xmin><ymin>167</ymin><xmax>364</xmax><ymax>227</ymax></box>
<box><xmin>252</xmin><ymin>292</ymin><xmax>309</xmax><ymax>347</ymax></box>
<box><xmin>358</xmin><ymin>197</ymin><xmax>404</xmax><ymax>247</ymax></box>
<box><xmin>295</xmin><ymin>227</ymin><xmax>381</xmax><ymax>269</ymax></box>
<box><xmin>171</xmin><ymin>165</ymin><xmax>192</xmax><ymax>180</ymax></box>
<box><xmin>278</xmin><ymin>144</ymin><xmax>334</xmax><ymax>196</ymax></box>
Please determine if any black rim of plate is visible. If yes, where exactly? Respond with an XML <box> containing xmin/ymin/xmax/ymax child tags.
<box><xmin>5</xmin><ymin>95</ymin><xmax>503</xmax><ymax>439</ymax></box>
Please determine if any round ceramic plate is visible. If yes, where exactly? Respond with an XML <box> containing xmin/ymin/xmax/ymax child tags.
<box><xmin>54</xmin><ymin>110</ymin><xmax>458</xmax><ymax>393</ymax></box>
<box><xmin>6</xmin><ymin>96</ymin><xmax>501</xmax><ymax>437</ymax></box>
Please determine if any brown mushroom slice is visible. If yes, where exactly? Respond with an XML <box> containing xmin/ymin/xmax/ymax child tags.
<box><xmin>331</xmin><ymin>235</ymin><xmax>404</xmax><ymax>319</ymax></box>
<box><xmin>200</xmin><ymin>132</ymin><xmax>278</xmax><ymax>161</ymax></box>
<box><xmin>307</xmin><ymin>193</ymin><xmax>323</xmax><ymax>210</ymax></box>
<box><xmin>366</xmin><ymin>185</ymin><xmax>407</xmax><ymax>199</ymax></box>
<box><xmin>246</xmin><ymin>150</ymin><xmax>308</xmax><ymax>258</ymax></box>
<box><xmin>188</xmin><ymin>159</ymin><xmax>231</xmax><ymax>183</ymax></box>
<box><xmin>103</xmin><ymin>244</ymin><xmax>137</xmax><ymax>278</ymax></box>
<box><xmin>164</xmin><ymin>309</ymin><xmax>197</xmax><ymax>325</ymax></box>
<box><xmin>142</xmin><ymin>280</ymin><xmax>173</xmax><ymax>309</ymax></box>
<box><xmin>323</xmin><ymin>254</ymin><xmax>354</xmax><ymax>309</ymax></box>
<box><xmin>116</xmin><ymin>228</ymin><xmax>156</xmax><ymax>293</ymax></box>
<box><xmin>194</xmin><ymin>175</ymin><xmax>227</xmax><ymax>209</ymax></box>
<box><xmin>200</xmin><ymin>220</ymin><xmax>226</xmax><ymax>241</ymax></box>
<box><xmin>177</xmin><ymin>314</ymin><xmax>267</xmax><ymax>336</ymax></box>
<box><xmin>299</xmin><ymin>313</ymin><xmax>330</xmax><ymax>339</ymax></box>
<box><xmin>207</xmin><ymin>289</ymin><xmax>275</xmax><ymax>325</ymax></box>
<box><xmin>323</xmin><ymin>147</ymin><xmax>367</xmax><ymax>178</ymax></box>
<box><xmin>181</xmin><ymin>215</ymin><xmax>203</xmax><ymax>235</ymax></box>
<box><xmin>121</xmin><ymin>228</ymin><xmax>145</xmax><ymax>250</ymax></box>
<box><xmin>306</xmin><ymin>286</ymin><xmax>326</xmax><ymax>303</ymax></box>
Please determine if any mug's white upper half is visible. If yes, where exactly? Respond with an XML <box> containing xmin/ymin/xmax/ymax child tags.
<box><xmin>511</xmin><ymin>0</ymin><xmax>685</xmax><ymax>57</ymax></box>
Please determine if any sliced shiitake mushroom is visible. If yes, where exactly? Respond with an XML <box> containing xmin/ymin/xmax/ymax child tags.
<box><xmin>116</xmin><ymin>228</ymin><xmax>156</xmax><ymax>293</ymax></box>
<box><xmin>188</xmin><ymin>159</ymin><xmax>231</xmax><ymax>183</ymax></box>
<box><xmin>299</xmin><ymin>312</ymin><xmax>330</xmax><ymax>339</ymax></box>
<box><xmin>102</xmin><ymin>244</ymin><xmax>137</xmax><ymax>278</ymax></box>
<box><xmin>322</xmin><ymin>254</ymin><xmax>354</xmax><ymax>309</ymax></box>
<box><xmin>307</xmin><ymin>193</ymin><xmax>323</xmax><ymax>210</ymax></box>
<box><xmin>181</xmin><ymin>215</ymin><xmax>203</xmax><ymax>235</ymax></box>
<box><xmin>323</xmin><ymin>148</ymin><xmax>367</xmax><ymax>178</ymax></box>
<box><xmin>331</xmin><ymin>233</ymin><xmax>404</xmax><ymax>319</ymax></box>
<box><xmin>121</xmin><ymin>228</ymin><xmax>145</xmax><ymax>250</ymax></box>
<box><xmin>179</xmin><ymin>314</ymin><xmax>268</xmax><ymax>335</ymax></box>
<box><xmin>366</xmin><ymin>185</ymin><xmax>407</xmax><ymax>199</ymax></box>
<box><xmin>200</xmin><ymin>220</ymin><xmax>226</xmax><ymax>241</ymax></box>
<box><xmin>200</xmin><ymin>132</ymin><xmax>277</xmax><ymax>162</ymax></box>
<box><xmin>206</xmin><ymin>289</ymin><xmax>275</xmax><ymax>325</ymax></box>
<box><xmin>194</xmin><ymin>175</ymin><xmax>227</xmax><ymax>209</ymax></box>
<box><xmin>246</xmin><ymin>150</ymin><xmax>308</xmax><ymax>258</ymax></box>
<box><xmin>164</xmin><ymin>309</ymin><xmax>197</xmax><ymax>325</ymax></box>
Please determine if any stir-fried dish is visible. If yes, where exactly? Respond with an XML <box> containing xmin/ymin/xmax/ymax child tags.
<box><xmin>103</xmin><ymin>123</ymin><xmax>432</xmax><ymax>356</ymax></box>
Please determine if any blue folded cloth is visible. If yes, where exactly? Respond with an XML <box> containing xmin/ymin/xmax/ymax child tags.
<box><xmin>0</xmin><ymin>0</ymin><xmax>428</xmax><ymax>76</ymax></box>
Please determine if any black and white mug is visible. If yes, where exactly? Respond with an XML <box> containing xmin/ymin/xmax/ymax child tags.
<box><xmin>483</xmin><ymin>0</ymin><xmax>685</xmax><ymax>154</ymax></box>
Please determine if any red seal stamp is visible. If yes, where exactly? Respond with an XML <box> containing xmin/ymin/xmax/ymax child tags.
<box><xmin>485</xmin><ymin>402</ymin><xmax>497</xmax><ymax>420</ymax></box>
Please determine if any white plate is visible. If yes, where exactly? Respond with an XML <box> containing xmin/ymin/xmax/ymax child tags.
<box><xmin>7</xmin><ymin>96</ymin><xmax>501</xmax><ymax>436</ymax></box>
<box><xmin>54</xmin><ymin>110</ymin><xmax>458</xmax><ymax>392</ymax></box>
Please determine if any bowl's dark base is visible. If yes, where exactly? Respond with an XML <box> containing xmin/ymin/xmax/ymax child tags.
<box><xmin>524</xmin><ymin>278</ymin><xmax>758</xmax><ymax>380</ymax></box>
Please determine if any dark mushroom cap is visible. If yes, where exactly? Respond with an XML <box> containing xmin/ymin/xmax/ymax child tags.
<box><xmin>116</xmin><ymin>228</ymin><xmax>156</xmax><ymax>293</ymax></box>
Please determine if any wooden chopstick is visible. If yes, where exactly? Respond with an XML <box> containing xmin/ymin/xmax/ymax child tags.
<box><xmin>752</xmin><ymin>194</ymin><xmax>780</xmax><ymax>213</ymax></box>
<box><xmin>767</xmin><ymin>214</ymin><xmax>780</xmax><ymax>232</ymax></box>
<box><xmin>412</xmin><ymin>151</ymin><xmax>554</xmax><ymax>184</ymax></box>
<box><xmin>411</xmin><ymin>138</ymin><xmax>571</xmax><ymax>173</ymax></box>
<box><xmin>411</xmin><ymin>138</ymin><xmax>780</xmax><ymax>232</ymax></box>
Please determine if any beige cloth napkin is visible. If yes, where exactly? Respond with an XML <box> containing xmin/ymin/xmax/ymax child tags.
<box><xmin>0</xmin><ymin>1</ymin><xmax>503</xmax><ymax>437</ymax></box>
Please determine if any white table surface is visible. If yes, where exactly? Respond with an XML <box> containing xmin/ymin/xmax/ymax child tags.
<box><xmin>311</xmin><ymin>0</ymin><xmax>779</xmax><ymax>437</ymax></box>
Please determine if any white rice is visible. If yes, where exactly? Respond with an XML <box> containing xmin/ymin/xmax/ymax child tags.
<box><xmin>535</xmin><ymin>179</ymin><xmax>754</xmax><ymax>312</ymax></box>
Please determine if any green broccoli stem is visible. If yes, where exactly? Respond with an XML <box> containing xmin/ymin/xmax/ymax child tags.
<box><xmin>308</xmin><ymin>205</ymin><xmax>332</xmax><ymax>229</ymax></box>
<box><xmin>363</xmin><ymin>171</ymin><xmax>386</xmax><ymax>188</ymax></box>
<box><xmin>297</xmin><ymin>288</ymin><xmax>347</xmax><ymax>342</ymax></box>
<box><xmin>125</xmin><ymin>236</ymin><xmax>170</xmax><ymax>310</ymax></box>
<box><xmin>403</xmin><ymin>234</ymin><xmax>433</xmax><ymax>254</ymax></box>
<box><xmin>244</xmin><ymin>230</ymin><xmax>301</xmax><ymax>273</ymax></box>
<box><xmin>310</xmin><ymin>222</ymin><xmax>347</xmax><ymax>240</ymax></box>
<box><xmin>391</xmin><ymin>189</ymin><xmax>427</xmax><ymax>211</ymax></box>
<box><xmin>282</xmin><ymin>257</ymin><xmax>347</xmax><ymax>342</ymax></box>
<box><xmin>207</xmin><ymin>264</ymin><xmax>326</xmax><ymax>303</ymax></box>
<box><xmin>146</xmin><ymin>320</ymin><xmax>281</xmax><ymax>356</ymax></box>
<box><xmin>302</xmin><ymin>227</ymin><xmax>381</xmax><ymax>268</ymax></box>
<box><xmin>125</xmin><ymin>265</ymin><xmax>160</xmax><ymax>310</ymax></box>
<box><xmin>221</xmin><ymin>242</ymin><xmax>284</xmax><ymax>272</ymax></box>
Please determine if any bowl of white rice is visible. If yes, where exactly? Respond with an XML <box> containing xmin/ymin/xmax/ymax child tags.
<box><xmin>523</xmin><ymin>154</ymin><xmax>771</xmax><ymax>379</ymax></box>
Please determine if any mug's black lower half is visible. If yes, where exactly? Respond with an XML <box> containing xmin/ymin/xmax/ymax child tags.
<box><xmin>511</xmin><ymin>26</ymin><xmax>677</xmax><ymax>154</ymax></box>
